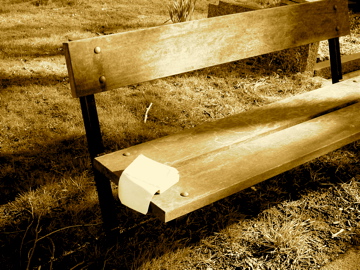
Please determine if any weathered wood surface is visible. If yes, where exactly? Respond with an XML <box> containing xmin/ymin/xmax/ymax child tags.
<box><xmin>94</xmin><ymin>78</ymin><xmax>360</xmax><ymax>221</ymax></box>
<box><xmin>94</xmin><ymin>79</ymin><xmax>360</xmax><ymax>182</ymax></box>
<box><xmin>152</xmin><ymin>97</ymin><xmax>360</xmax><ymax>221</ymax></box>
<box><xmin>64</xmin><ymin>0</ymin><xmax>349</xmax><ymax>97</ymax></box>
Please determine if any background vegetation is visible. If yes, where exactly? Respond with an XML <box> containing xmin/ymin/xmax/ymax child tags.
<box><xmin>1</xmin><ymin>0</ymin><xmax>360</xmax><ymax>269</ymax></box>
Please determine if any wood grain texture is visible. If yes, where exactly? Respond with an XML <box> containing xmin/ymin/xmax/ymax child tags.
<box><xmin>64</xmin><ymin>0</ymin><xmax>349</xmax><ymax>97</ymax></box>
<box><xmin>152</xmin><ymin>98</ymin><xmax>360</xmax><ymax>221</ymax></box>
<box><xmin>94</xmin><ymin>79</ymin><xmax>360</xmax><ymax>182</ymax></box>
<box><xmin>94</xmin><ymin>78</ymin><xmax>360</xmax><ymax>221</ymax></box>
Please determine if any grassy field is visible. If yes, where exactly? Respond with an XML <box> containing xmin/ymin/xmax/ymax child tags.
<box><xmin>1</xmin><ymin>0</ymin><xmax>360</xmax><ymax>269</ymax></box>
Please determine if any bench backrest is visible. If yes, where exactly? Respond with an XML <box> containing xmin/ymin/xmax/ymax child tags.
<box><xmin>64</xmin><ymin>0</ymin><xmax>349</xmax><ymax>98</ymax></box>
<box><xmin>63</xmin><ymin>0</ymin><xmax>349</xmax><ymax>163</ymax></box>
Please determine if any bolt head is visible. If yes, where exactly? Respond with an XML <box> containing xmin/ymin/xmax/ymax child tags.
<box><xmin>180</xmin><ymin>192</ymin><xmax>189</xmax><ymax>197</ymax></box>
<box><xmin>99</xmin><ymin>76</ymin><xmax>106</xmax><ymax>83</ymax></box>
<box><xmin>94</xmin><ymin>47</ymin><xmax>101</xmax><ymax>54</ymax></box>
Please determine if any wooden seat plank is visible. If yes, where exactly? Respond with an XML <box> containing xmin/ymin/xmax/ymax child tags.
<box><xmin>94</xmin><ymin>79</ymin><xmax>360</xmax><ymax>183</ymax></box>
<box><xmin>63</xmin><ymin>0</ymin><xmax>349</xmax><ymax>97</ymax></box>
<box><xmin>151</xmin><ymin>101</ymin><xmax>360</xmax><ymax>221</ymax></box>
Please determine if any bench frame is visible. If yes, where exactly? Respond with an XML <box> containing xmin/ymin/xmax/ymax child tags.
<box><xmin>64</xmin><ymin>0</ymin><xmax>351</xmax><ymax>234</ymax></box>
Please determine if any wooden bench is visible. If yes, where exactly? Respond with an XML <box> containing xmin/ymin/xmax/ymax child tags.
<box><xmin>63</xmin><ymin>0</ymin><xmax>360</xmax><ymax>233</ymax></box>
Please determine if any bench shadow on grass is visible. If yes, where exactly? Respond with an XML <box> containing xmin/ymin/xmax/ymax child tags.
<box><xmin>1</xmin><ymin>121</ymin><xmax>360</xmax><ymax>269</ymax></box>
<box><xmin>113</xmin><ymin>143</ymin><xmax>360</xmax><ymax>269</ymax></box>
<box><xmin>2</xmin><ymin>61</ymin><xmax>360</xmax><ymax>268</ymax></box>
<box><xmin>1</xmin><ymin>56</ymin><xmax>359</xmax><ymax>268</ymax></box>
<box><xmin>1</xmin><ymin>71</ymin><xmax>67</xmax><ymax>88</ymax></box>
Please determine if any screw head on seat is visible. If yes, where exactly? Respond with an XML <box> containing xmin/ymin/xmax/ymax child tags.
<box><xmin>99</xmin><ymin>76</ymin><xmax>106</xmax><ymax>83</ymax></box>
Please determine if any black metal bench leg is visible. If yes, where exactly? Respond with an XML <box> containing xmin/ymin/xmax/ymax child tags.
<box><xmin>94</xmin><ymin>170</ymin><xmax>118</xmax><ymax>237</ymax></box>
<box><xmin>328</xmin><ymin>37</ymin><xmax>343</xmax><ymax>84</ymax></box>
<box><xmin>79</xmin><ymin>95</ymin><xmax>119</xmax><ymax>237</ymax></box>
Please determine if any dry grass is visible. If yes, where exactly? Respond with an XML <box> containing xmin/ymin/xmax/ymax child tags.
<box><xmin>1</xmin><ymin>1</ymin><xmax>360</xmax><ymax>269</ymax></box>
<box><xmin>168</xmin><ymin>0</ymin><xmax>197</xmax><ymax>23</ymax></box>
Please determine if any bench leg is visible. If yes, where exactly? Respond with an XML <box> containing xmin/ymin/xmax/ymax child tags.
<box><xmin>328</xmin><ymin>37</ymin><xmax>343</xmax><ymax>84</ymax></box>
<box><xmin>79</xmin><ymin>95</ymin><xmax>119</xmax><ymax>236</ymax></box>
<box><xmin>79</xmin><ymin>95</ymin><xmax>104</xmax><ymax>160</ymax></box>
<box><xmin>94</xmin><ymin>170</ymin><xmax>119</xmax><ymax>237</ymax></box>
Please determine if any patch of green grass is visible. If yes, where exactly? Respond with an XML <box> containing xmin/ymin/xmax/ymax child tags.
<box><xmin>1</xmin><ymin>1</ymin><xmax>360</xmax><ymax>270</ymax></box>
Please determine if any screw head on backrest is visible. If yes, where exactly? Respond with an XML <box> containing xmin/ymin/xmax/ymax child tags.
<box><xmin>99</xmin><ymin>76</ymin><xmax>106</xmax><ymax>84</ymax></box>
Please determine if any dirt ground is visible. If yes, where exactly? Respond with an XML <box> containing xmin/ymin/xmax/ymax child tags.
<box><xmin>321</xmin><ymin>246</ymin><xmax>360</xmax><ymax>270</ymax></box>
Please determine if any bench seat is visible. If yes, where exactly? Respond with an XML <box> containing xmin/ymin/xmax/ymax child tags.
<box><xmin>94</xmin><ymin>77</ymin><xmax>360</xmax><ymax>222</ymax></box>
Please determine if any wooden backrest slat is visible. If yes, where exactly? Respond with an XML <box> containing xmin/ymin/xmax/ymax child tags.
<box><xmin>64</xmin><ymin>0</ymin><xmax>349</xmax><ymax>98</ymax></box>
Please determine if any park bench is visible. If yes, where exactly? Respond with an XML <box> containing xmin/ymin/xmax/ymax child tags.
<box><xmin>63</xmin><ymin>0</ymin><xmax>360</xmax><ymax>233</ymax></box>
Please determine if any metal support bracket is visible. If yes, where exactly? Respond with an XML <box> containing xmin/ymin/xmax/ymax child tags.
<box><xmin>79</xmin><ymin>95</ymin><xmax>118</xmax><ymax>236</ymax></box>
<box><xmin>328</xmin><ymin>37</ymin><xmax>343</xmax><ymax>84</ymax></box>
